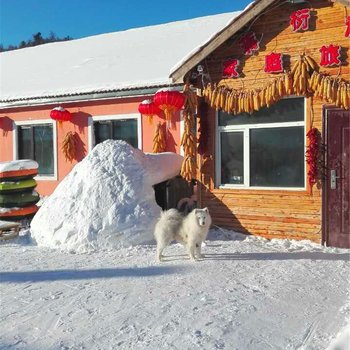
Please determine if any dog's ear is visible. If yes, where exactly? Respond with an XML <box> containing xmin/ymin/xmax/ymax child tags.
<box><xmin>194</xmin><ymin>209</ymin><xmax>199</xmax><ymax>214</ymax></box>
<box><xmin>203</xmin><ymin>207</ymin><xmax>209</xmax><ymax>213</ymax></box>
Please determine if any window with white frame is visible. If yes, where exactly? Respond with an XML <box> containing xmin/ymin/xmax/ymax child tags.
<box><xmin>15</xmin><ymin>121</ymin><xmax>56</xmax><ymax>177</ymax></box>
<box><xmin>216</xmin><ymin>97</ymin><xmax>305</xmax><ymax>189</ymax></box>
<box><xmin>91</xmin><ymin>115</ymin><xmax>140</xmax><ymax>149</ymax></box>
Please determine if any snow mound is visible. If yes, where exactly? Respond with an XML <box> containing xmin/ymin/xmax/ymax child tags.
<box><xmin>30</xmin><ymin>140</ymin><xmax>183</xmax><ymax>253</ymax></box>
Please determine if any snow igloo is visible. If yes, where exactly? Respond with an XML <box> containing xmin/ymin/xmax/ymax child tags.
<box><xmin>30</xmin><ymin>140</ymin><xmax>183</xmax><ymax>253</ymax></box>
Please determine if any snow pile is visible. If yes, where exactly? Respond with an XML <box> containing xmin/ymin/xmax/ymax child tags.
<box><xmin>30</xmin><ymin>140</ymin><xmax>183</xmax><ymax>253</ymax></box>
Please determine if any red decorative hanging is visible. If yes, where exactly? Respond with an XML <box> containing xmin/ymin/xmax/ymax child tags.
<box><xmin>153</xmin><ymin>89</ymin><xmax>185</xmax><ymax>125</ymax></box>
<box><xmin>319</xmin><ymin>45</ymin><xmax>341</xmax><ymax>67</ymax></box>
<box><xmin>345</xmin><ymin>16</ymin><xmax>350</xmax><ymax>37</ymax></box>
<box><xmin>223</xmin><ymin>59</ymin><xmax>240</xmax><ymax>78</ymax></box>
<box><xmin>264</xmin><ymin>52</ymin><xmax>284</xmax><ymax>73</ymax></box>
<box><xmin>305</xmin><ymin>127</ymin><xmax>320</xmax><ymax>188</ymax></box>
<box><xmin>290</xmin><ymin>9</ymin><xmax>311</xmax><ymax>32</ymax></box>
<box><xmin>239</xmin><ymin>32</ymin><xmax>259</xmax><ymax>56</ymax></box>
<box><xmin>138</xmin><ymin>99</ymin><xmax>161</xmax><ymax>124</ymax></box>
<box><xmin>50</xmin><ymin>106</ymin><xmax>72</xmax><ymax>122</ymax></box>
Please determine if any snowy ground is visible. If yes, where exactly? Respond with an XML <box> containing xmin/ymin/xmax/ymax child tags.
<box><xmin>1</xmin><ymin>229</ymin><xmax>349</xmax><ymax>350</ymax></box>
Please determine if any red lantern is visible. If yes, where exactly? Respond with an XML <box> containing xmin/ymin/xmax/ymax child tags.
<box><xmin>138</xmin><ymin>100</ymin><xmax>161</xmax><ymax>125</ymax></box>
<box><xmin>153</xmin><ymin>89</ymin><xmax>185</xmax><ymax>125</ymax></box>
<box><xmin>50</xmin><ymin>106</ymin><xmax>72</xmax><ymax>123</ymax></box>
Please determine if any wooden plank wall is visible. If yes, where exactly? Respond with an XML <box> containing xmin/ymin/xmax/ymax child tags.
<box><xmin>196</xmin><ymin>0</ymin><xmax>349</xmax><ymax>241</ymax></box>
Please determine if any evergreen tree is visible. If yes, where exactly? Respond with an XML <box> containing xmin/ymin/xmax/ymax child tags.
<box><xmin>0</xmin><ymin>32</ymin><xmax>72</xmax><ymax>52</ymax></box>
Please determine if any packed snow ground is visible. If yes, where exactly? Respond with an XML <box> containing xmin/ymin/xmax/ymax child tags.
<box><xmin>1</xmin><ymin>229</ymin><xmax>349</xmax><ymax>350</ymax></box>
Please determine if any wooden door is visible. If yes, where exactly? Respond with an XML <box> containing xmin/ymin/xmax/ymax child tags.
<box><xmin>323</xmin><ymin>109</ymin><xmax>350</xmax><ymax>249</ymax></box>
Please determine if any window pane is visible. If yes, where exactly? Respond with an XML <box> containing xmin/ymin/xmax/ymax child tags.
<box><xmin>219</xmin><ymin>98</ymin><xmax>304</xmax><ymax>126</ymax></box>
<box><xmin>112</xmin><ymin>119</ymin><xmax>138</xmax><ymax>148</ymax></box>
<box><xmin>18</xmin><ymin>126</ymin><xmax>32</xmax><ymax>159</ymax></box>
<box><xmin>34</xmin><ymin>125</ymin><xmax>54</xmax><ymax>176</ymax></box>
<box><xmin>221</xmin><ymin>132</ymin><xmax>244</xmax><ymax>184</ymax></box>
<box><xmin>250</xmin><ymin>127</ymin><xmax>304</xmax><ymax>187</ymax></box>
<box><xmin>94</xmin><ymin>122</ymin><xmax>111</xmax><ymax>145</ymax></box>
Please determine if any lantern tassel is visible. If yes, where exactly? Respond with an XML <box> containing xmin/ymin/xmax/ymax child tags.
<box><xmin>147</xmin><ymin>115</ymin><xmax>153</xmax><ymax>125</ymax></box>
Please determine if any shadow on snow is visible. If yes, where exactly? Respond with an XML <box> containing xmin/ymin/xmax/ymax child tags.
<box><xmin>203</xmin><ymin>251</ymin><xmax>350</xmax><ymax>261</ymax></box>
<box><xmin>0</xmin><ymin>266</ymin><xmax>186</xmax><ymax>283</ymax></box>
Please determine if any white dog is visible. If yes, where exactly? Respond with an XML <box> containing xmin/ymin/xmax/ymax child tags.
<box><xmin>154</xmin><ymin>208</ymin><xmax>212</xmax><ymax>261</ymax></box>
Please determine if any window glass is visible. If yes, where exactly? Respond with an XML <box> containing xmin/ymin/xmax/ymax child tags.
<box><xmin>18</xmin><ymin>126</ymin><xmax>32</xmax><ymax>159</ymax></box>
<box><xmin>95</xmin><ymin>122</ymin><xmax>111</xmax><ymax>144</ymax></box>
<box><xmin>18</xmin><ymin>124</ymin><xmax>54</xmax><ymax>176</ymax></box>
<box><xmin>34</xmin><ymin>125</ymin><xmax>54</xmax><ymax>175</ymax></box>
<box><xmin>112</xmin><ymin>119</ymin><xmax>138</xmax><ymax>148</ymax></box>
<box><xmin>250</xmin><ymin>127</ymin><xmax>304</xmax><ymax>187</ymax></box>
<box><xmin>94</xmin><ymin>119</ymin><xmax>138</xmax><ymax>148</ymax></box>
<box><xmin>219</xmin><ymin>98</ymin><xmax>304</xmax><ymax>126</ymax></box>
<box><xmin>220</xmin><ymin>132</ymin><xmax>244</xmax><ymax>184</ymax></box>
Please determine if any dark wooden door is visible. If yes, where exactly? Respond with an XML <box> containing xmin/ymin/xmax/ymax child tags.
<box><xmin>323</xmin><ymin>109</ymin><xmax>350</xmax><ymax>249</ymax></box>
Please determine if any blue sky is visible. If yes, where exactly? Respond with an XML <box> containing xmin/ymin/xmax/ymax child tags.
<box><xmin>0</xmin><ymin>0</ymin><xmax>252</xmax><ymax>47</ymax></box>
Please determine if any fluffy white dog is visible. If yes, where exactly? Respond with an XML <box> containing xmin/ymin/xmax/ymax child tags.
<box><xmin>154</xmin><ymin>208</ymin><xmax>212</xmax><ymax>261</ymax></box>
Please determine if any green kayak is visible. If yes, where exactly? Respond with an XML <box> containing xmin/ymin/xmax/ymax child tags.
<box><xmin>0</xmin><ymin>191</ymin><xmax>40</xmax><ymax>208</ymax></box>
<box><xmin>0</xmin><ymin>179</ymin><xmax>37</xmax><ymax>194</ymax></box>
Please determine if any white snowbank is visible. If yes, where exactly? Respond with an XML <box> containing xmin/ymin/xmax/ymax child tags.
<box><xmin>30</xmin><ymin>140</ymin><xmax>183</xmax><ymax>253</ymax></box>
<box><xmin>0</xmin><ymin>159</ymin><xmax>38</xmax><ymax>172</ymax></box>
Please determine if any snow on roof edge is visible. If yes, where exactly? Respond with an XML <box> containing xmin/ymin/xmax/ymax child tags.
<box><xmin>169</xmin><ymin>2</ymin><xmax>256</xmax><ymax>78</ymax></box>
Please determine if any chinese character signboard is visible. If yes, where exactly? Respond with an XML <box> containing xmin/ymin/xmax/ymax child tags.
<box><xmin>223</xmin><ymin>59</ymin><xmax>240</xmax><ymax>78</ymax></box>
<box><xmin>319</xmin><ymin>45</ymin><xmax>341</xmax><ymax>67</ymax></box>
<box><xmin>239</xmin><ymin>32</ymin><xmax>259</xmax><ymax>56</ymax></box>
<box><xmin>290</xmin><ymin>9</ymin><xmax>311</xmax><ymax>32</ymax></box>
<box><xmin>265</xmin><ymin>53</ymin><xmax>284</xmax><ymax>73</ymax></box>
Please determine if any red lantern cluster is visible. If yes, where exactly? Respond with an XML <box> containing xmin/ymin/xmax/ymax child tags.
<box><xmin>138</xmin><ymin>89</ymin><xmax>185</xmax><ymax>128</ymax></box>
<box><xmin>305</xmin><ymin>127</ymin><xmax>320</xmax><ymax>188</ymax></box>
<box><xmin>138</xmin><ymin>100</ymin><xmax>161</xmax><ymax>125</ymax></box>
<box><xmin>50</xmin><ymin>107</ymin><xmax>72</xmax><ymax>122</ymax></box>
<box><xmin>153</xmin><ymin>89</ymin><xmax>185</xmax><ymax>124</ymax></box>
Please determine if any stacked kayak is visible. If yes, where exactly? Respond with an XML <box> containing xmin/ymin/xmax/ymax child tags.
<box><xmin>0</xmin><ymin>160</ymin><xmax>40</xmax><ymax>220</ymax></box>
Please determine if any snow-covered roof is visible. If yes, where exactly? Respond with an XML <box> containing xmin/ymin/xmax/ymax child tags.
<box><xmin>0</xmin><ymin>12</ymin><xmax>241</xmax><ymax>104</ymax></box>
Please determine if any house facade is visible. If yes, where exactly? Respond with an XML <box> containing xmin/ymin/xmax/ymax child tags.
<box><xmin>171</xmin><ymin>0</ymin><xmax>349</xmax><ymax>248</ymax></box>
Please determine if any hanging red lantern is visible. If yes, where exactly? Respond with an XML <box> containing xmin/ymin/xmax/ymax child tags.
<box><xmin>153</xmin><ymin>89</ymin><xmax>185</xmax><ymax>125</ymax></box>
<box><xmin>50</xmin><ymin>106</ymin><xmax>72</xmax><ymax>123</ymax></box>
<box><xmin>138</xmin><ymin>100</ymin><xmax>161</xmax><ymax>125</ymax></box>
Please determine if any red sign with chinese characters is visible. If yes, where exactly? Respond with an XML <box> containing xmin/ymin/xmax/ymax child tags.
<box><xmin>264</xmin><ymin>53</ymin><xmax>284</xmax><ymax>73</ymax></box>
<box><xmin>239</xmin><ymin>32</ymin><xmax>259</xmax><ymax>56</ymax></box>
<box><xmin>223</xmin><ymin>59</ymin><xmax>240</xmax><ymax>78</ymax></box>
<box><xmin>319</xmin><ymin>45</ymin><xmax>341</xmax><ymax>67</ymax></box>
<box><xmin>345</xmin><ymin>16</ymin><xmax>350</xmax><ymax>37</ymax></box>
<box><xmin>290</xmin><ymin>9</ymin><xmax>311</xmax><ymax>32</ymax></box>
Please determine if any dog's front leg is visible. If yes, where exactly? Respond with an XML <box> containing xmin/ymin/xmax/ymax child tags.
<box><xmin>187</xmin><ymin>243</ymin><xmax>197</xmax><ymax>261</ymax></box>
<box><xmin>195</xmin><ymin>243</ymin><xmax>204</xmax><ymax>259</ymax></box>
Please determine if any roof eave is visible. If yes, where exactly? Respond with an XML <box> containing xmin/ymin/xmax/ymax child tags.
<box><xmin>169</xmin><ymin>0</ymin><xmax>277</xmax><ymax>83</ymax></box>
<box><xmin>0</xmin><ymin>84</ymin><xmax>183</xmax><ymax>110</ymax></box>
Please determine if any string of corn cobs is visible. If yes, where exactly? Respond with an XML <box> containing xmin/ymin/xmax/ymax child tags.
<box><xmin>152</xmin><ymin>122</ymin><xmax>166</xmax><ymax>153</ymax></box>
<box><xmin>180</xmin><ymin>84</ymin><xmax>198</xmax><ymax>182</ymax></box>
<box><xmin>201</xmin><ymin>54</ymin><xmax>350</xmax><ymax>113</ymax></box>
<box><xmin>61</xmin><ymin>131</ymin><xmax>78</xmax><ymax>162</ymax></box>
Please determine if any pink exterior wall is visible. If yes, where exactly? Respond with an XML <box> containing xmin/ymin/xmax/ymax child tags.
<box><xmin>0</xmin><ymin>96</ymin><xmax>182</xmax><ymax>196</ymax></box>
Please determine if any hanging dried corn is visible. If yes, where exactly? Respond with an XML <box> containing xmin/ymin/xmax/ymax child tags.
<box><xmin>201</xmin><ymin>53</ymin><xmax>349</xmax><ymax>114</ymax></box>
<box><xmin>180</xmin><ymin>84</ymin><xmax>198</xmax><ymax>182</ymax></box>
<box><xmin>152</xmin><ymin>122</ymin><xmax>166</xmax><ymax>153</ymax></box>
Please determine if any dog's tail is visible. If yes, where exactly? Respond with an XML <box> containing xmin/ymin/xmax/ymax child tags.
<box><xmin>159</xmin><ymin>208</ymin><xmax>183</xmax><ymax>222</ymax></box>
